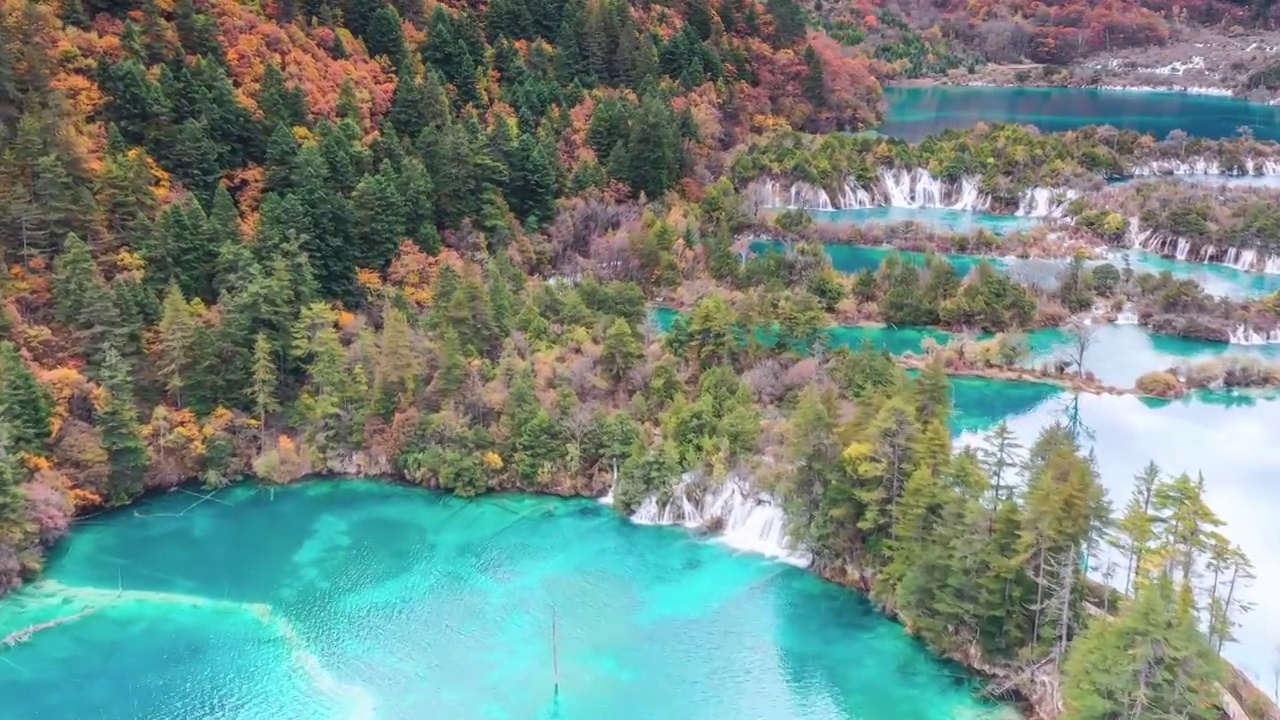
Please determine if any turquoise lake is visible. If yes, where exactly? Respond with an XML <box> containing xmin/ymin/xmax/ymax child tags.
<box><xmin>5</xmin><ymin>384</ymin><xmax>1279</xmax><ymax>719</ymax></box>
<box><xmin>1114</xmin><ymin>249</ymin><xmax>1280</xmax><ymax>299</ymax></box>
<box><xmin>0</xmin><ymin>482</ymin><xmax>1011</xmax><ymax>720</ymax></box>
<box><xmin>881</xmin><ymin>86</ymin><xmax>1280</xmax><ymax>141</ymax></box>
<box><xmin>810</xmin><ymin>208</ymin><xmax>1039</xmax><ymax>235</ymax></box>
<box><xmin>651</xmin><ymin>305</ymin><xmax>1280</xmax><ymax>388</ymax></box>
<box><xmin>795</xmin><ymin>222</ymin><xmax>1280</xmax><ymax>300</ymax></box>
<box><xmin>7</xmin><ymin>83</ymin><xmax>1280</xmax><ymax>718</ymax></box>
<box><xmin>648</xmin><ymin>302</ymin><xmax>1280</xmax><ymax>680</ymax></box>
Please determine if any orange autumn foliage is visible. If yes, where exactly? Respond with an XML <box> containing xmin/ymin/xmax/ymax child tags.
<box><xmin>67</xmin><ymin>487</ymin><xmax>104</xmax><ymax>511</ymax></box>
<box><xmin>211</xmin><ymin>0</ymin><xmax>395</xmax><ymax>125</ymax></box>
<box><xmin>386</xmin><ymin>242</ymin><xmax>465</xmax><ymax>308</ymax></box>
<box><xmin>20</xmin><ymin>454</ymin><xmax>52</xmax><ymax>473</ymax></box>
<box><xmin>37</xmin><ymin>367</ymin><xmax>98</xmax><ymax>436</ymax></box>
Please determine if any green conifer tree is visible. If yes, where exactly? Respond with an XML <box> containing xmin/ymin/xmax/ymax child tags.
<box><xmin>0</xmin><ymin>342</ymin><xmax>53</xmax><ymax>457</ymax></box>
<box><xmin>97</xmin><ymin>348</ymin><xmax>147</xmax><ymax>504</ymax></box>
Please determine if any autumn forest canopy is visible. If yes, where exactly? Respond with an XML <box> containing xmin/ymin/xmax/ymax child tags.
<box><xmin>0</xmin><ymin>1</ymin><xmax>1272</xmax><ymax>718</ymax></box>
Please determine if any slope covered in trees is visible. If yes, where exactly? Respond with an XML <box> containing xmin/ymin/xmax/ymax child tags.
<box><xmin>772</xmin><ymin>366</ymin><xmax>1249</xmax><ymax>719</ymax></box>
<box><xmin>0</xmin><ymin>2</ymin><xmax>1266</xmax><ymax>717</ymax></box>
<box><xmin>810</xmin><ymin>0</ymin><xmax>1275</xmax><ymax>69</ymax></box>
<box><xmin>0</xmin><ymin>0</ymin><xmax>883</xmax><ymax>592</ymax></box>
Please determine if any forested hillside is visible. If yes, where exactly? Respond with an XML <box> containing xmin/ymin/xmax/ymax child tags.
<box><xmin>815</xmin><ymin>0</ymin><xmax>1275</xmax><ymax>68</ymax></box>
<box><xmin>0</xmin><ymin>4</ymin><xmax>1265</xmax><ymax>717</ymax></box>
<box><xmin>0</xmin><ymin>0</ymin><xmax>890</xmax><ymax>588</ymax></box>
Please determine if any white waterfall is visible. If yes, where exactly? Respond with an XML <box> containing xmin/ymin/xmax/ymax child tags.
<box><xmin>911</xmin><ymin>170</ymin><xmax>943</xmax><ymax>207</ymax></box>
<box><xmin>873</xmin><ymin>168</ymin><xmax>990</xmax><ymax>210</ymax></box>
<box><xmin>755</xmin><ymin>170</ymin><xmax>997</xmax><ymax>212</ymax></box>
<box><xmin>1129</xmin><ymin>157</ymin><xmax>1280</xmax><ymax>177</ymax></box>
<box><xmin>878</xmin><ymin>168</ymin><xmax>914</xmax><ymax>207</ymax></box>
<box><xmin>1125</xmin><ymin>221</ymin><xmax>1280</xmax><ymax>276</ymax></box>
<box><xmin>1016</xmin><ymin>187</ymin><xmax>1053</xmax><ymax>217</ymax></box>
<box><xmin>1228</xmin><ymin>323</ymin><xmax>1280</xmax><ymax>345</ymax></box>
<box><xmin>1126</xmin><ymin>216</ymin><xmax>1153</xmax><ymax>249</ymax></box>
<box><xmin>1114</xmin><ymin>302</ymin><xmax>1139</xmax><ymax>325</ymax></box>
<box><xmin>1017</xmin><ymin>187</ymin><xmax>1079</xmax><ymax>218</ymax></box>
<box><xmin>787</xmin><ymin>182</ymin><xmax>833</xmax><ymax>211</ymax></box>
<box><xmin>1223</xmin><ymin>247</ymin><xmax>1258</xmax><ymax>272</ymax></box>
<box><xmin>627</xmin><ymin>476</ymin><xmax>809</xmax><ymax>567</ymax></box>
<box><xmin>1130</xmin><ymin>158</ymin><xmax>1223</xmax><ymax>176</ymax></box>
<box><xmin>837</xmin><ymin>181</ymin><xmax>874</xmax><ymax>209</ymax></box>
<box><xmin>1215</xmin><ymin>247</ymin><xmax>1280</xmax><ymax>274</ymax></box>
<box><xmin>947</xmin><ymin>177</ymin><xmax>987</xmax><ymax>211</ymax></box>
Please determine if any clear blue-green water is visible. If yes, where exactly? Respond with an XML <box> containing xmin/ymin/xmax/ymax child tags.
<box><xmin>810</xmin><ymin>208</ymin><xmax>1040</xmax><ymax>235</ymax></box>
<box><xmin>881</xmin><ymin>86</ymin><xmax>1280</xmax><ymax>141</ymax></box>
<box><xmin>755</xmin><ymin>239</ymin><xmax>1280</xmax><ymax>301</ymax></box>
<box><xmin>650</xmin><ymin>306</ymin><xmax>1279</xmax><ymax>388</ymax></box>
<box><xmin>1113</xmin><ymin>249</ymin><xmax>1280</xmax><ymax>299</ymax></box>
<box><xmin>6</xmin><ymin>387</ymin><xmax>1280</xmax><ymax>715</ymax></box>
<box><xmin>0</xmin><ymin>482</ymin><xmax>1011</xmax><ymax>720</ymax></box>
<box><xmin>817</xmin><ymin>243</ymin><xmax>994</xmax><ymax>277</ymax></box>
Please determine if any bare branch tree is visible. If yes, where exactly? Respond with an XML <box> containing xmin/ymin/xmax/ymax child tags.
<box><xmin>1272</xmin><ymin>644</ymin><xmax>1279</xmax><ymax>701</ymax></box>
<box><xmin>1067</xmin><ymin>320</ymin><xmax>1097</xmax><ymax>380</ymax></box>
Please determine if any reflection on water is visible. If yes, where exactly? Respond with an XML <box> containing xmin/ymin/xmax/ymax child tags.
<box><xmin>955</xmin><ymin>386</ymin><xmax>1280</xmax><ymax>682</ymax></box>
<box><xmin>881</xmin><ymin>86</ymin><xmax>1280</xmax><ymax>141</ymax></box>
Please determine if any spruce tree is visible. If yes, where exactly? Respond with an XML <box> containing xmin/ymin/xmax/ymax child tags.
<box><xmin>264</xmin><ymin>123</ymin><xmax>300</xmax><ymax>194</ymax></box>
<box><xmin>351</xmin><ymin>164</ymin><xmax>408</xmax><ymax>272</ymax></box>
<box><xmin>506</xmin><ymin>133</ymin><xmax>558</xmax><ymax>226</ymax></box>
<box><xmin>0</xmin><ymin>342</ymin><xmax>53</xmax><ymax>457</ymax></box>
<box><xmin>1062</xmin><ymin>574</ymin><xmax>1221</xmax><ymax>720</ymax></box>
<box><xmin>256</xmin><ymin>63</ymin><xmax>309</xmax><ymax>131</ymax></box>
<box><xmin>600</xmin><ymin>318</ymin><xmax>642</xmax><ymax>381</ymax></box>
<box><xmin>388</xmin><ymin>65</ymin><xmax>429</xmax><ymax>141</ymax></box>
<box><xmin>621</xmin><ymin>94</ymin><xmax>682</xmax><ymax>199</ymax></box>
<box><xmin>365</xmin><ymin>7</ymin><xmax>409</xmax><ymax>69</ymax></box>
<box><xmin>0</xmin><ymin>420</ymin><xmax>32</xmax><ymax>548</ymax></box>
<box><xmin>97</xmin><ymin>348</ymin><xmax>147</xmax><ymax>505</ymax></box>
<box><xmin>977</xmin><ymin>420</ymin><xmax>1022</xmax><ymax>507</ymax></box>
<box><xmin>248</xmin><ymin>332</ymin><xmax>279</xmax><ymax>450</ymax></box>
<box><xmin>486</xmin><ymin>0</ymin><xmax>535</xmax><ymax>41</ymax></box>
<box><xmin>398</xmin><ymin>157</ymin><xmax>438</xmax><ymax>253</ymax></box>
<box><xmin>423</xmin><ymin>6</ymin><xmax>480</xmax><ymax>108</ymax></box>
<box><xmin>802</xmin><ymin>44</ymin><xmax>825</xmax><ymax>108</ymax></box>
<box><xmin>155</xmin><ymin>284</ymin><xmax>198</xmax><ymax>407</ymax></box>
<box><xmin>52</xmin><ymin>233</ymin><xmax>101</xmax><ymax>327</ymax></box>
<box><xmin>1117</xmin><ymin>461</ymin><xmax>1160</xmax><ymax>595</ymax></box>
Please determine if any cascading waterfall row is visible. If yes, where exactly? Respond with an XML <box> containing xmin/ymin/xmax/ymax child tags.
<box><xmin>607</xmin><ymin>475</ymin><xmax>810</xmax><ymax>567</ymax></box>
<box><xmin>1128</xmin><ymin>157</ymin><xmax>1280</xmax><ymax>176</ymax></box>
<box><xmin>1126</xmin><ymin>218</ymin><xmax>1280</xmax><ymax>274</ymax></box>
<box><xmin>1228</xmin><ymin>323</ymin><xmax>1280</xmax><ymax>345</ymax></box>
<box><xmin>752</xmin><ymin>171</ymin><xmax>993</xmax><ymax>212</ymax></box>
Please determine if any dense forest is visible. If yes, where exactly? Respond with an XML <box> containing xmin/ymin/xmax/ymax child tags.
<box><xmin>0</xmin><ymin>0</ymin><xmax>885</xmax><ymax>580</ymax></box>
<box><xmin>0</xmin><ymin>2</ymin><xmax>1268</xmax><ymax>718</ymax></box>
<box><xmin>771</xmin><ymin>365</ymin><xmax>1252</xmax><ymax>718</ymax></box>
